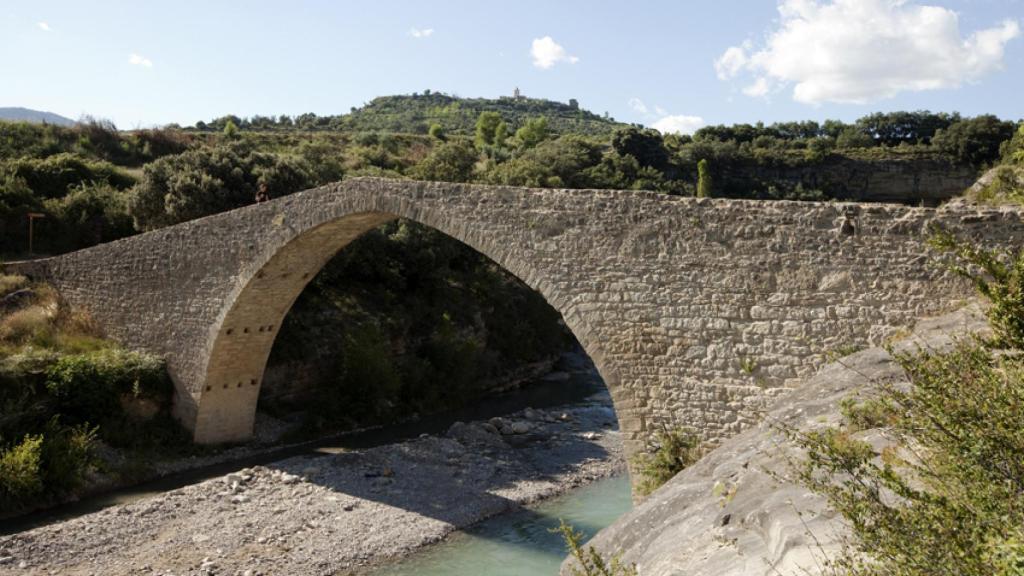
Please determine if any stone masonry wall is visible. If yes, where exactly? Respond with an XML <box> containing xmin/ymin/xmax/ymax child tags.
<box><xmin>7</xmin><ymin>178</ymin><xmax>1024</xmax><ymax>461</ymax></box>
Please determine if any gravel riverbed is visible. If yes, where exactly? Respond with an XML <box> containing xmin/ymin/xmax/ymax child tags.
<box><xmin>0</xmin><ymin>392</ymin><xmax>624</xmax><ymax>576</ymax></box>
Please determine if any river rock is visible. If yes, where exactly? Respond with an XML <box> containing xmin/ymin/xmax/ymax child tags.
<box><xmin>447</xmin><ymin>421</ymin><xmax>508</xmax><ymax>449</ymax></box>
<box><xmin>510</xmin><ymin>421</ymin><xmax>532</xmax><ymax>434</ymax></box>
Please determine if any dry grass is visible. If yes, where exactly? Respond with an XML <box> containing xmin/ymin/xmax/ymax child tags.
<box><xmin>0</xmin><ymin>282</ymin><xmax>107</xmax><ymax>352</ymax></box>
<box><xmin>0</xmin><ymin>274</ymin><xmax>29</xmax><ymax>297</ymax></box>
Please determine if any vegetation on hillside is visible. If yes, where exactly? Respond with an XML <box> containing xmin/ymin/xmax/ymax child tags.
<box><xmin>970</xmin><ymin>123</ymin><xmax>1024</xmax><ymax>205</ymax></box>
<box><xmin>794</xmin><ymin>234</ymin><xmax>1024</xmax><ymax>575</ymax></box>
<box><xmin>0</xmin><ymin>276</ymin><xmax>186</xmax><ymax>515</ymax></box>
<box><xmin>193</xmin><ymin>92</ymin><xmax>626</xmax><ymax>137</ymax></box>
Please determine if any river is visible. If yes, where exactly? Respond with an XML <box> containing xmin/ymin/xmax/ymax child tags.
<box><xmin>374</xmin><ymin>474</ymin><xmax>632</xmax><ymax>576</ymax></box>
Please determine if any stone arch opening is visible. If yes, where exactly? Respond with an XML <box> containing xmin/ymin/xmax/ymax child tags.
<box><xmin>184</xmin><ymin>209</ymin><xmax>623</xmax><ymax>446</ymax></box>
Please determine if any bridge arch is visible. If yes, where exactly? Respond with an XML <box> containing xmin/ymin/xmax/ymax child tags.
<box><xmin>190</xmin><ymin>206</ymin><xmax>617</xmax><ymax>444</ymax></box>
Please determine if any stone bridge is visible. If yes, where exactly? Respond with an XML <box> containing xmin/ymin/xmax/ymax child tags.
<box><xmin>8</xmin><ymin>178</ymin><xmax>1024</xmax><ymax>460</ymax></box>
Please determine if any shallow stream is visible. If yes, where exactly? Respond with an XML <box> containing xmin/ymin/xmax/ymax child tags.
<box><xmin>373</xmin><ymin>474</ymin><xmax>632</xmax><ymax>576</ymax></box>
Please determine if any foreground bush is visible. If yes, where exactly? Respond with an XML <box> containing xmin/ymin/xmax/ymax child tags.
<box><xmin>633</xmin><ymin>427</ymin><xmax>700</xmax><ymax>497</ymax></box>
<box><xmin>558</xmin><ymin>519</ymin><xmax>637</xmax><ymax>576</ymax></box>
<box><xmin>0</xmin><ymin>421</ymin><xmax>96</xmax><ymax>513</ymax></box>
<box><xmin>795</xmin><ymin>234</ymin><xmax>1024</xmax><ymax>575</ymax></box>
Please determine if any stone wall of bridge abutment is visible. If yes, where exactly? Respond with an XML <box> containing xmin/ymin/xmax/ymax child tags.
<box><xmin>6</xmin><ymin>178</ymin><xmax>1024</xmax><ymax>462</ymax></box>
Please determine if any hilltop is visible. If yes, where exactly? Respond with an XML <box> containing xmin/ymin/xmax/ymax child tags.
<box><xmin>194</xmin><ymin>92</ymin><xmax>632</xmax><ymax>136</ymax></box>
<box><xmin>0</xmin><ymin>107</ymin><xmax>75</xmax><ymax>126</ymax></box>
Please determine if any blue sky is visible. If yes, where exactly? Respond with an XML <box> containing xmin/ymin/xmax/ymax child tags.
<box><xmin>2</xmin><ymin>0</ymin><xmax>1022</xmax><ymax>131</ymax></box>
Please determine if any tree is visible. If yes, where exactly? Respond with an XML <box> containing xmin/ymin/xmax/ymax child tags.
<box><xmin>933</xmin><ymin>115</ymin><xmax>1017</xmax><ymax>167</ymax></box>
<box><xmin>696</xmin><ymin>158</ymin><xmax>712</xmax><ymax>198</ymax></box>
<box><xmin>223</xmin><ymin>119</ymin><xmax>239</xmax><ymax>139</ymax></box>
<box><xmin>128</xmin><ymin>144</ymin><xmax>313</xmax><ymax>230</ymax></box>
<box><xmin>474</xmin><ymin>111</ymin><xmax>504</xmax><ymax>148</ymax></box>
<box><xmin>412</xmin><ymin>140</ymin><xmax>478</xmax><ymax>183</ymax></box>
<box><xmin>836</xmin><ymin>127</ymin><xmax>874</xmax><ymax>149</ymax></box>
<box><xmin>428</xmin><ymin>123</ymin><xmax>446</xmax><ymax>141</ymax></box>
<box><xmin>568</xmin><ymin>98</ymin><xmax>579</xmax><ymax>110</ymax></box>
<box><xmin>611</xmin><ymin>127</ymin><xmax>669</xmax><ymax>170</ymax></box>
<box><xmin>515</xmin><ymin>117</ymin><xmax>549</xmax><ymax>149</ymax></box>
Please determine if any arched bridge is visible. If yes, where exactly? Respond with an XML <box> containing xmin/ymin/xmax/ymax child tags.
<box><xmin>9</xmin><ymin>178</ymin><xmax>1024</xmax><ymax>459</ymax></box>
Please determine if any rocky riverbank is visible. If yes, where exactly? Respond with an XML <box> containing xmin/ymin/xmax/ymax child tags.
<box><xmin>0</xmin><ymin>390</ymin><xmax>624</xmax><ymax>575</ymax></box>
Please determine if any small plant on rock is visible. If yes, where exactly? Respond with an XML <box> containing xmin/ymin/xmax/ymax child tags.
<box><xmin>557</xmin><ymin>519</ymin><xmax>637</xmax><ymax>576</ymax></box>
<box><xmin>633</xmin><ymin>426</ymin><xmax>700</xmax><ymax>497</ymax></box>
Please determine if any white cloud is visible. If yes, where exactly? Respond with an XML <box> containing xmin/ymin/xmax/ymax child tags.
<box><xmin>628</xmin><ymin>97</ymin><xmax>649</xmax><ymax>115</ymax></box>
<box><xmin>714</xmin><ymin>46</ymin><xmax>746</xmax><ymax>80</ymax></box>
<box><xmin>531</xmin><ymin>36</ymin><xmax>578</xmax><ymax>69</ymax></box>
<box><xmin>128</xmin><ymin>53</ymin><xmax>153</xmax><ymax>68</ymax></box>
<box><xmin>651</xmin><ymin>115</ymin><xmax>705</xmax><ymax>135</ymax></box>
<box><xmin>743</xmin><ymin>77</ymin><xmax>771</xmax><ymax>97</ymax></box>
<box><xmin>37</xmin><ymin>21</ymin><xmax>51</xmax><ymax>32</ymax></box>
<box><xmin>716</xmin><ymin>0</ymin><xmax>1021</xmax><ymax>104</ymax></box>
<box><xmin>410</xmin><ymin>27</ymin><xmax>434</xmax><ymax>38</ymax></box>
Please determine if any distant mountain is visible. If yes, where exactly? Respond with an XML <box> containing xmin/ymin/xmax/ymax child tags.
<box><xmin>0</xmin><ymin>107</ymin><xmax>76</xmax><ymax>126</ymax></box>
<box><xmin>195</xmin><ymin>92</ymin><xmax>633</xmax><ymax>137</ymax></box>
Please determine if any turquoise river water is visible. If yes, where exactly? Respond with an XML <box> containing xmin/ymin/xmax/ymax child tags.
<box><xmin>374</xmin><ymin>474</ymin><xmax>633</xmax><ymax>576</ymax></box>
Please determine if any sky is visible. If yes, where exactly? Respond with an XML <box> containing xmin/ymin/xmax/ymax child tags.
<box><xmin>2</xmin><ymin>0</ymin><xmax>1022</xmax><ymax>131</ymax></box>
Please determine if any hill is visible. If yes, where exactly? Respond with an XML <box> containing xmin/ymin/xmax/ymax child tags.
<box><xmin>0</xmin><ymin>107</ymin><xmax>75</xmax><ymax>126</ymax></box>
<box><xmin>194</xmin><ymin>92</ymin><xmax>632</xmax><ymax>136</ymax></box>
<box><xmin>337</xmin><ymin>92</ymin><xmax>630</xmax><ymax>136</ymax></box>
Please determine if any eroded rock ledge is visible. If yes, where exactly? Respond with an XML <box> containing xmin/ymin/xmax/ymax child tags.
<box><xmin>569</xmin><ymin>303</ymin><xmax>987</xmax><ymax>576</ymax></box>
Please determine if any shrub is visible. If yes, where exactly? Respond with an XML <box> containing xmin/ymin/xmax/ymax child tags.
<box><xmin>0</xmin><ymin>434</ymin><xmax>43</xmax><ymax>506</ymax></box>
<box><xmin>558</xmin><ymin>519</ymin><xmax>637</xmax><ymax>576</ymax></box>
<box><xmin>795</xmin><ymin>231</ymin><xmax>1024</xmax><ymax>576</ymax></box>
<box><xmin>633</xmin><ymin>427</ymin><xmax>700</xmax><ymax>497</ymax></box>
<box><xmin>45</xmin><ymin>181</ymin><xmax>136</xmax><ymax>251</ymax></box>
<box><xmin>0</xmin><ymin>305</ymin><xmax>55</xmax><ymax>346</ymax></box>
<box><xmin>128</xmin><ymin>144</ymin><xmax>314</xmax><ymax>230</ymax></box>
<box><xmin>796</xmin><ymin>341</ymin><xmax>1024</xmax><ymax>576</ymax></box>
<box><xmin>37</xmin><ymin>419</ymin><xmax>97</xmax><ymax>495</ymax></box>
<box><xmin>45</xmin><ymin>349</ymin><xmax>170</xmax><ymax>428</ymax></box>
<box><xmin>929</xmin><ymin>229</ymin><xmax>1024</xmax><ymax>348</ymax></box>
<box><xmin>4</xmin><ymin>153</ymin><xmax>136</xmax><ymax>199</ymax></box>
<box><xmin>412</xmin><ymin>140</ymin><xmax>478</xmax><ymax>183</ymax></box>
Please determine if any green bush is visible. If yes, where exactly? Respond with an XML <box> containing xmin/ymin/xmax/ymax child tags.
<box><xmin>930</xmin><ymin>230</ymin><xmax>1024</xmax><ymax>349</ymax></box>
<box><xmin>795</xmin><ymin>232</ymin><xmax>1024</xmax><ymax>575</ymax></box>
<box><xmin>4</xmin><ymin>153</ymin><xmax>136</xmax><ymax>198</ymax></box>
<box><xmin>796</xmin><ymin>341</ymin><xmax>1024</xmax><ymax>576</ymax></box>
<box><xmin>128</xmin><ymin>143</ymin><xmax>314</xmax><ymax>230</ymax></box>
<box><xmin>633</xmin><ymin>427</ymin><xmax>700</xmax><ymax>497</ymax></box>
<box><xmin>411</xmin><ymin>139</ymin><xmax>478</xmax><ymax>183</ymax></box>
<box><xmin>45</xmin><ymin>181</ymin><xmax>136</xmax><ymax>251</ymax></box>
<box><xmin>45</xmin><ymin>349</ymin><xmax>170</xmax><ymax>428</ymax></box>
<box><xmin>0</xmin><ymin>434</ymin><xmax>43</xmax><ymax>506</ymax></box>
<box><xmin>558</xmin><ymin>519</ymin><xmax>637</xmax><ymax>576</ymax></box>
<box><xmin>37</xmin><ymin>419</ymin><xmax>96</xmax><ymax>495</ymax></box>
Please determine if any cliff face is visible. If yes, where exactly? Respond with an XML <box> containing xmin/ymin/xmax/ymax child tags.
<box><xmin>568</xmin><ymin>304</ymin><xmax>988</xmax><ymax>576</ymax></box>
<box><xmin>719</xmin><ymin>154</ymin><xmax>978</xmax><ymax>204</ymax></box>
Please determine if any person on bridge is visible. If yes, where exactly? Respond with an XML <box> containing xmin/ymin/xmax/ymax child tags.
<box><xmin>255</xmin><ymin>182</ymin><xmax>270</xmax><ymax>204</ymax></box>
